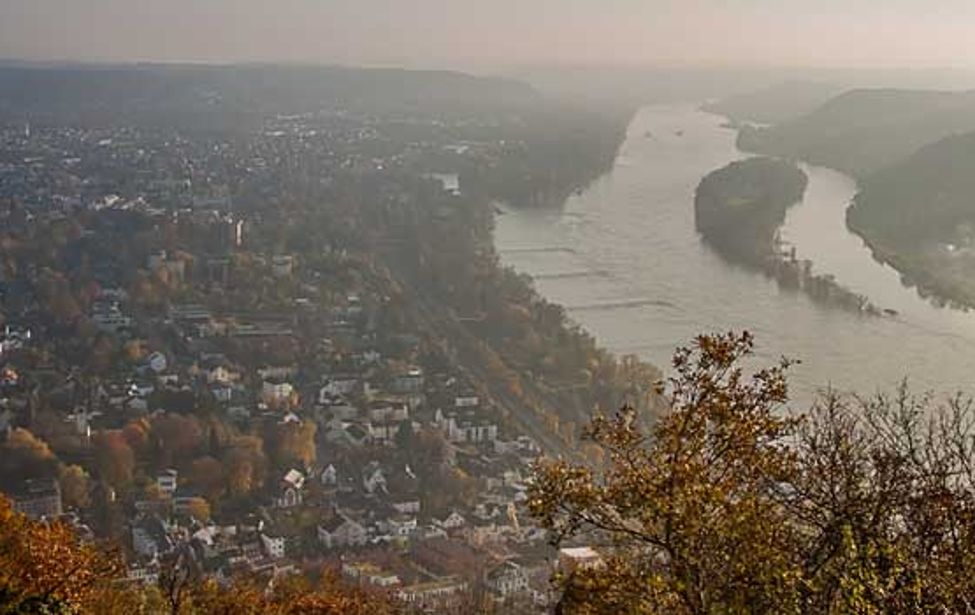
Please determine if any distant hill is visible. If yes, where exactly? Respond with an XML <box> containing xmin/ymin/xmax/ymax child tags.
<box><xmin>702</xmin><ymin>81</ymin><xmax>844</xmax><ymax>125</ymax></box>
<box><xmin>738</xmin><ymin>88</ymin><xmax>975</xmax><ymax>178</ymax></box>
<box><xmin>845</xmin><ymin>131</ymin><xmax>975</xmax><ymax>308</ymax></box>
<box><xmin>0</xmin><ymin>64</ymin><xmax>538</xmax><ymax>128</ymax></box>
<box><xmin>851</xmin><ymin>131</ymin><xmax>975</xmax><ymax>245</ymax></box>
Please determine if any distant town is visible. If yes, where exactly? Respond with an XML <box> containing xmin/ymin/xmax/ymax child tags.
<box><xmin>0</xmin><ymin>66</ymin><xmax>651</xmax><ymax>613</ymax></box>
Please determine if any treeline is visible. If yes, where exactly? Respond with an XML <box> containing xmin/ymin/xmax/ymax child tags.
<box><xmin>0</xmin><ymin>64</ymin><xmax>538</xmax><ymax>129</ymax></box>
<box><xmin>462</xmin><ymin>104</ymin><xmax>636</xmax><ymax>208</ymax></box>
<box><xmin>1</xmin><ymin>403</ymin><xmax>315</xmax><ymax>528</ymax></box>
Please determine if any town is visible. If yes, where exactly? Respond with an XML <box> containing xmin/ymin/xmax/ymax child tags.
<box><xmin>0</xmin><ymin>69</ymin><xmax>653</xmax><ymax>613</ymax></box>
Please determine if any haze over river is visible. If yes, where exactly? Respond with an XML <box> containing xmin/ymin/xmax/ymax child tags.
<box><xmin>495</xmin><ymin>105</ymin><xmax>975</xmax><ymax>403</ymax></box>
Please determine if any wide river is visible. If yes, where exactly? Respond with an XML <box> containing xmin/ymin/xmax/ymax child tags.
<box><xmin>495</xmin><ymin>105</ymin><xmax>975</xmax><ymax>403</ymax></box>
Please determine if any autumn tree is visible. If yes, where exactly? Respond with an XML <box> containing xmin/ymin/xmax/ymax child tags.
<box><xmin>92</xmin><ymin>430</ymin><xmax>136</xmax><ymax>490</ymax></box>
<box><xmin>59</xmin><ymin>464</ymin><xmax>91</xmax><ymax>510</ymax></box>
<box><xmin>0</xmin><ymin>495</ymin><xmax>123</xmax><ymax>613</ymax></box>
<box><xmin>122</xmin><ymin>418</ymin><xmax>151</xmax><ymax>456</ymax></box>
<box><xmin>531</xmin><ymin>332</ymin><xmax>801</xmax><ymax>613</ymax></box>
<box><xmin>188</xmin><ymin>569</ymin><xmax>397</xmax><ymax>615</ymax></box>
<box><xmin>223</xmin><ymin>435</ymin><xmax>267</xmax><ymax>497</ymax></box>
<box><xmin>268</xmin><ymin>421</ymin><xmax>317</xmax><ymax>469</ymax></box>
<box><xmin>530</xmin><ymin>332</ymin><xmax>975</xmax><ymax>613</ymax></box>
<box><xmin>186</xmin><ymin>456</ymin><xmax>225</xmax><ymax>503</ymax></box>
<box><xmin>150</xmin><ymin>414</ymin><xmax>204</xmax><ymax>469</ymax></box>
<box><xmin>787</xmin><ymin>386</ymin><xmax>975</xmax><ymax>612</ymax></box>
<box><xmin>0</xmin><ymin>428</ymin><xmax>59</xmax><ymax>486</ymax></box>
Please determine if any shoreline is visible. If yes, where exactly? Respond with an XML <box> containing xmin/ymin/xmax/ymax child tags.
<box><xmin>846</xmin><ymin>214</ymin><xmax>975</xmax><ymax>312</ymax></box>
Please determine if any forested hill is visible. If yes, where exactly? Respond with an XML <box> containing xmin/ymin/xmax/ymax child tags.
<box><xmin>851</xmin><ymin>132</ymin><xmax>975</xmax><ymax>246</ymax></box>
<box><xmin>0</xmin><ymin>64</ymin><xmax>538</xmax><ymax>127</ymax></box>
<box><xmin>843</xmin><ymin>126</ymin><xmax>975</xmax><ymax>308</ymax></box>
<box><xmin>737</xmin><ymin>88</ymin><xmax>975</xmax><ymax>178</ymax></box>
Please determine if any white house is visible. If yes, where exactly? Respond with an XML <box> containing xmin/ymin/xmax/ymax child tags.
<box><xmin>485</xmin><ymin>561</ymin><xmax>530</xmax><ymax>600</ymax></box>
<box><xmin>438</xmin><ymin>511</ymin><xmax>467</xmax><ymax>530</ymax></box>
<box><xmin>262</xmin><ymin>380</ymin><xmax>294</xmax><ymax>406</ymax></box>
<box><xmin>318</xmin><ymin>515</ymin><xmax>368</xmax><ymax>549</ymax></box>
<box><xmin>275</xmin><ymin>469</ymin><xmax>305</xmax><ymax>508</ymax></box>
<box><xmin>342</xmin><ymin>562</ymin><xmax>401</xmax><ymax>588</ymax></box>
<box><xmin>320</xmin><ymin>463</ymin><xmax>338</xmax><ymax>487</ymax></box>
<box><xmin>260</xmin><ymin>533</ymin><xmax>286</xmax><ymax>560</ymax></box>
<box><xmin>157</xmin><ymin>469</ymin><xmax>178</xmax><ymax>497</ymax></box>
<box><xmin>362</xmin><ymin>464</ymin><xmax>387</xmax><ymax>495</ymax></box>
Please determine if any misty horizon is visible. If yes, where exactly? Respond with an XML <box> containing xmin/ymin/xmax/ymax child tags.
<box><xmin>4</xmin><ymin>0</ymin><xmax>975</xmax><ymax>72</ymax></box>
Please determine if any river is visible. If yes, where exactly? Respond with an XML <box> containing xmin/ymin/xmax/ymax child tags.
<box><xmin>494</xmin><ymin>105</ymin><xmax>975</xmax><ymax>403</ymax></box>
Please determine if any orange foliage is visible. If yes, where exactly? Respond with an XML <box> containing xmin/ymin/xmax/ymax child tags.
<box><xmin>0</xmin><ymin>495</ymin><xmax>122</xmax><ymax>613</ymax></box>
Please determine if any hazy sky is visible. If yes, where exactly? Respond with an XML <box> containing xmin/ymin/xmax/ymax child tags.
<box><xmin>3</xmin><ymin>0</ymin><xmax>975</xmax><ymax>70</ymax></box>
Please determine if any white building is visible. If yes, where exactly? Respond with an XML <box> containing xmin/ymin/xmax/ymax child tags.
<box><xmin>157</xmin><ymin>469</ymin><xmax>178</xmax><ymax>497</ymax></box>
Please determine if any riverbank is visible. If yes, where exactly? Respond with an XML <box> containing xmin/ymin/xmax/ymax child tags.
<box><xmin>846</xmin><ymin>215</ymin><xmax>975</xmax><ymax>311</ymax></box>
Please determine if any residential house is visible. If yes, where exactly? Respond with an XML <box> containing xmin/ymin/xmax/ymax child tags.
<box><xmin>485</xmin><ymin>561</ymin><xmax>530</xmax><ymax>601</ymax></box>
<box><xmin>275</xmin><ymin>469</ymin><xmax>305</xmax><ymax>509</ymax></box>
<box><xmin>438</xmin><ymin>511</ymin><xmax>467</xmax><ymax>531</ymax></box>
<box><xmin>131</xmin><ymin>515</ymin><xmax>173</xmax><ymax>558</ymax></box>
<box><xmin>317</xmin><ymin>515</ymin><xmax>368</xmax><ymax>549</ymax></box>
<box><xmin>362</xmin><ymin>464</ymin><xmax>387</xmax><ymax>495</ymax></box>
<box><xmin>320</xmin><ymin>464</ymin><xmax>338</xmax><ymax>487</ymax></box>
<box><xmin>341</xmin><ymin>562</ymin><xmax>401</xmax><ymax>588</ymax></box>
<box><xmin>157</xmin><ymin>469</ymin><xmax>179</xmax><ymax>497</ymax></box>
<box><xmin>397</xmin><ymin>577</ymin><xmax>468</xmax><ymax>610</ymax></box>
<box><xmin>435</xmin><ymin>408</ymin><xmax>498</xmax><ymax>444</ymax></box>
<box><xmin>261</xmin><ymin>379</ymin><xmax>294</xmax><ymax>407</ymax></box>
<box><xmin>12</xmin><ymin>478</ymin><xmax>62</xmax><ymax>520</ymax></box>
<box><xmin>366</xmin><ymin>400</ymin><xmax>409</xmax><ymax>423</ymax></box>
<box><xmin>558</xmin><ymin>547</ymin><xmax>603</xmax><ymax>573</ymax></box>
<box><xmin>260</xmin><ymin>533</ymin><xmax>286</xmax><ymax>560</ymax></box>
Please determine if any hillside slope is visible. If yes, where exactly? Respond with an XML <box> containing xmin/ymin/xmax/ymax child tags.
<box><xmin>0</xmin><ymin>64</ymin><xmax>538</xmax><ymax>127</ymax></box>
<box><xmin>738</xmin><ymin>88</ymin><xmax>975</xmax><ymax>177</ymax></box>
<box><xmin>848</xmin><ymin>131</ymin><xmax>975</xmax><ymax>307</ymax></box>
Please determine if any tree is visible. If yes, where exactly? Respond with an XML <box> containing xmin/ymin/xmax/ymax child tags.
<box><xmin>270</xmin><ymin>421</ymin><xmax>317</xmax><ymax>469</ymax></box>
<box><xmin>183</xmin><ymin>497</ymin><xmax>211</xmax><ymax>523</ymax></box>
<box><xmin>531</xmin><ymin>332</ymin><xmax>800</xmax><ymax>613</ymax></box>
<box><xmin>186</xmin><ymin>456</ymin><xmax>225</xmax><ymax>503</ymax></box>
<box><xmin>394</xmin><ymin>420</ymin><xmax>415</xmax><ymax>451</ymax></box>
<box><xmin>223</xmin><ymin>435</ymin><xmax>267</xmax><ymax>497</ymax></box>
<box><xmin>0</xmin><ymin>428</ymin><xmax>59</xmax><ymax>485</ymax></box>
<box><xmin>529</xmin><ymin>332</ymin><xmax>975</xmax><ymax>613</ymax></box>
<box><xmin>93</xmin><ymin>430</ymin><xmax>135</xmax><ymax>490</ymax></box>
<box><xmin>121</xmin><ymin>418</ymin><xmax>151</xmax><ymax>456</ymax></box>
<box><xmin>0</xmin><ymin>494</ymin><xmax>122</xmax><ymax>613</ymax></box>
<box><xmin>150</xmin><ymin>414</ymin><xmax>204</xmax><ymax>468</ymax></box>
<box><xmin>59</xmin><ymin>464</ymin><xmax>91</xmax><ymax>510</ymax></box>
<box><xmin>189</xmin><ymin>570</ymin><xmax>396</xmax><ymax>615</ymax></box>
